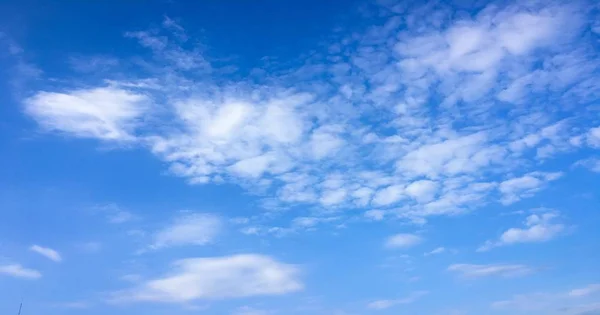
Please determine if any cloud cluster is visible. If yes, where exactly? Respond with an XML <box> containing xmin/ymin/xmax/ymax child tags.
<box><xmin>478</xmin><ymin>209</ymin><xmax>565</xmax><ymax>251</ymax></box>
<box><xmin>20</xmin><ymin>1</ymin><xmax>600</xmax><ymax>228</ymax></box>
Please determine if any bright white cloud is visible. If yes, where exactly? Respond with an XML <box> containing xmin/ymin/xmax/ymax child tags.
<box><xmin>118</xmin><ymin>254</ymin><xmax>302</xmax><ymax>302</ymax></box>
<box><xmin>478</xmin><ymin>210</ymin><xmax>564</xmax><ymax>251</ymax></box>
<box><xmin>30</xmin><ymin>245</ymin><xmax>62</xmax><ymax>262</ymax></box>
<box><xmin>372</xmin><ymin>185</ymin><xmax>404</xmax><ymax>206</ymax></box>
<box><xmin>24</xmin><ymin>87</ymin><xmax>149</xmax><ymax>141</ymax></box>
<box><xmin>499</xmin><ymin>172</ymin><xmax>563</xmax><ymax>205</ymax></box>
<box><xmin>385</xmin><ymin>233</ymin><xmax>422</xmax><ymax>249</ymax></box>
<box><xmin>152</xmin><ymin>213</ymin><xmax>222</xmax><ymax>249</ymax></box>
<box><xmin>367</xmin><ymin>291</ymin><xmax>428</xmax><ymax>310</ymax></box>
<box><xmin>448</xmin><ymin>264</ymin><xmax>532</xmax><ymax>278</ymax></box>
<box><xmin>0</xmin><ymin>264</ymin><xmax>42</xmax><ymax>279</ymax></box>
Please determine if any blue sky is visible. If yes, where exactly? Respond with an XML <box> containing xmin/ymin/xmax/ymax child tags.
<box><xmin>1</xmin><ymin>0</ymin><xmax>600</xmax><ymax>314</ymax></box>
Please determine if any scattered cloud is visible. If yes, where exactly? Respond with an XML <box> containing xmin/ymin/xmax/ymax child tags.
<box><xmin>569</xmin><ymin>284</ymin><xmax>600</xmax><ymax>297</ymax></box>
<box><xmin>24</xmin><ymin>87</ymin><xmax>150</xmax><ymax>141</ymax></box>
<box><xmin>20</xmin><ymin>0</ymin><xmax>597</xmax><ymax>225</ymax></box>
<box><xmin>478</xmin><ymin>210</ymin><xmax>565</xmax><ymax>251</ymax></box>
<box><xmin>30</xmin><ymin>245</ymin><xmax>62</xmax><ymax>262</ymax></box>
<box><xmin>448</xmin><ymin>263</ymin><xmax>533</xmax><ymax>278</ymax></box>
<box><xmin>115</xmin><ymin>254</ymin><xmax>302</xmax><ymax>302</ymax></box>
<box><xmin>574</xmin><ymin>158</ymin><xmax>600</xmax><ymax>173</ymax></box>
<box><xmin>152</xmin><ymin>213</ymin><xmax>222</xmax><ymax>249</ymax></box>
<box><xmin>0</xmin><ymin>264</ymin><xmax>42</xmax><ymax>279</ymax></box>
<box><xmin>492</xmin><ymin>283</ymin><xmax>600</xmax><ymax>314</ymax></box>
<box><xmin>367</xmin><ymin>291</ymin><xmax>428</xmax><ymax>310</ymax></box>
<box><xmin>424</xmin><ymin>247</ymin><xmax>446</xmax><ymax>256</ymax></box>
<box><xmin>385</xmin><ymin>233</ymin><xmax>422</xmax><ymax>249</ymax></box>
<box><xmin>93</xmin><ymin>204</ymin><xmax>135</xmax><ymax>224</ymax></box>
<box><xmin>499</xmin><ymin>172</ymin><xmax>563</xmax><ymax>205</ymax></box>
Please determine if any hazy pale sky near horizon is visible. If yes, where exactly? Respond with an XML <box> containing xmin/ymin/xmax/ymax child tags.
<box><xmin>1</xmin><ymin>0</ymin><xmax>600</xmax><ymax>314</ymax></box>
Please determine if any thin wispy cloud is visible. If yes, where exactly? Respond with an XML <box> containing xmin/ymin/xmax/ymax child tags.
<box><xmin>448</xmin><ymin>263</ymin><xmax>533</xmax><ymax>278</ymax></box>
<box><xmin>30</xmin><ymin>245</ymin><xmax>62</xmax><ymax>262</ymax></box>
<box><xmin>0</xmin><ymin>264</ymin><xmax>42</xmax><ymax>279</ymax></box>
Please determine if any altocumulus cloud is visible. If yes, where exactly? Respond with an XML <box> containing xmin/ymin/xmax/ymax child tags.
<box><xmin>19</xmin><ymin>0</ymin><xmax>600</xmax><ymax>228</ymax></box>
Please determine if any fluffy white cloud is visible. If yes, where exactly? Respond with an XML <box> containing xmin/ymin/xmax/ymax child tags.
<box><xmin>499</xmin><ymin>172</ymin><xmax>563</xmax><ymax>205</ymax></box>
<box><xmin>385</xmin><ymin>233</ymin><xmax>422</xmax><ymax>249</ymax></box>
<box><xmin>372</xmin><ymin>185</ymin><xmax>405</xmax><ymax>206</ymax></box>
<box><xmin>24</xmin><ymin>87</ymin><xmax>149</xmax><ymax>141</ymax></box>
<box><xmin>30</xmin><ymin>245</ymin><xmax>62</xmax><ymax>262</ymax></box>
<box><xmin>0</xmin><ymin>264</ymin><xmax>42</xmax><ymax>279</ymax></box>
<box><xmin>448</xmin><ymin>264</ymin><xmax>532</xmax><ymax>278</ymax></box>
<box><xmin>118</xmin><ymin>254</ymin><xmax>302</xmax><ymax>302</ymax></box>
<box><xmin>367</xmin><ymin>291</ymin><xmax>428</xmax><ymax>310</ymax></box>
<box><xmin>478</xmin><ymin>210</ymin><xmax>564</xmax><ymax>251</ymax></box>
<box><xmin>152</xmin><ymin>213</ymin><xmax>222</xmax><ymax>249</ymax></box>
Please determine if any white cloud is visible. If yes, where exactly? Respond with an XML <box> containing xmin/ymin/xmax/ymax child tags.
<box><xmin>24</xmin><ymin>87</ymin><xmax>149</xmax><ymax>141</ymax></box>
<box><xmin>372</xmin><ymin>184</ymin><xmax>404</xmax><ymax>206</ymax></box>
<box><xmin>492</xmin><ymin>283</ymin><xmax>600</xmax><ymax>314</ymax></box>
<box><xmin>320</xmin><ymin>188</ymin><xmax>348</xmax><ymax>206</ymax></box>
<box><xmin>30</xmin><ymin>245</ymin><xmax>62</xmax><ymax>262</ymax></box>
<box><xmin>569</xmin><ymin>284</ymin><xmax>600</xmax><ymax>297</ymax></box>
<box><xmin>367</xmin><ymin>291</ymin><xmax>428</xmax><ymax>310</ymax></box>
<box><xmin>117</xmin><ymin>254</ymin><xmax>302</xmax><ymax>302</ymax></box>
<box><xmin>364</xmin><ymin>209</ymin><xmax>387</xmax><ymax>221</ymax></box>
<box><xmin>499</xmin><ymin>172</ymin><xmax>563</xmax><ymax>204</ymax></box>
<box><xmin>448</xmin><ymin>263</ymin><xmax>532</xmax><ymax>278</ymax></box>
<box><xmin>385</xmin><ymin>233</ymin><xmax>422</xmax><ymax>249</ymax></box>
<box><xmin>424</xmin><ymin>247</ymin><xmax>446</xmax><ymax>256</ymax></box>
<box><xmin>0</xmin><ymin>264</ymin><xmax>42</xmax><ymax>279</ymax></box>
<box><xmin>588</xmin><ymin>127</ymin><xmax>600</xmax><ymax>148</ymax></box>
<box><xmin>478</xmin><ymin>210</ymin><xmax>564</xmax><ymax>251</ymax></box>
<box><xmin>93</xmin><ymin>204</ymin><xmax>135</xmax><ymax>224</ymax></box>
<box><xmin>405</xmin><ymin>180</ymin><xmax>439</xmax><ymax>203</ymax></box>
<box><xmin>152</xmin><ymin>213</ymin><xmax>222</xmax><ymax>249</ymax></box>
